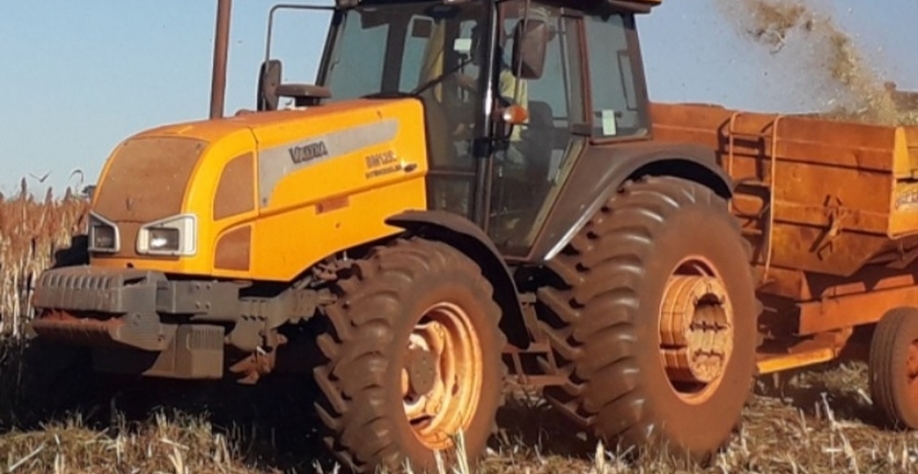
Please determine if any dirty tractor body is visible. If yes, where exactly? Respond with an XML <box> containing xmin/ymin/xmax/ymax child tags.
<box><xmin>30</xmin><ymin>0</ymin><xmax>763</xmax><ymax>471</ymax></box>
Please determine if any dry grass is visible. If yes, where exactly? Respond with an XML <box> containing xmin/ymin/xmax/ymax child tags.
<box><xmin>3</xmin><ymin>359</ymin><xmax>918</xmax><ymax>473</ymax></box>
<box><xmin>0</xmin><ymin>413</ymin><xmax>256</xmax><ymax>474</ymax></box>
<box><xmin>0</xmin><ymin>180</ymin><xmax>89</xmax><ymax>338</ymax></box>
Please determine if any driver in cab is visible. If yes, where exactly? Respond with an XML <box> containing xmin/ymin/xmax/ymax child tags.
<box><xmin>454</xmin><ymin>22</ymin><xmax>529</xmax><ymax>165</ymax></box>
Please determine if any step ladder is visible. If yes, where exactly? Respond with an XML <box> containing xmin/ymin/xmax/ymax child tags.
<box><xmin>725</xmin><ymin>112</ymin><xmax>784</xmax><ymax>280</ymax></box>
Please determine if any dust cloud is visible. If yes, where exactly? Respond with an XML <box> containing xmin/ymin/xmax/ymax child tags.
<box><xmin>714</xmin><ymin>0</ymin><xmax>918</xmax><ymax>125</ymax></box>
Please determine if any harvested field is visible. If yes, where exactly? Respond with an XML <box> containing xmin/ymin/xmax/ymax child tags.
<box><xmin>2</xmin><ymin>197</ymin><xmax>918</xmax><ymax>473</ymax></box>
<box><xmin>3</xmin><ymin>352</ymin><xmax>918</xmax><ymax>473</ymax></box>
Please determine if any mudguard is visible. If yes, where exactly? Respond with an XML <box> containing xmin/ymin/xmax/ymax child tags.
<box><xmin>528</xmin><ymin>141</ymin><xmax>733</xmax><ymax>263</ymax></box>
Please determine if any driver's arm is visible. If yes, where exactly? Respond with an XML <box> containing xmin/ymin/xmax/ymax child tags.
<box><xmin>498</xmin><ymin>68</ymin><xmax>527</xmax><ymax>108</ymax></box>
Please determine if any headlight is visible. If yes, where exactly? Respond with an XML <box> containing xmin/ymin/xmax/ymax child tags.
<box><xmin>88</xmin><ymin>212</ymin><xmax>119</xmax><ymax>253</ymax></box>
<box><xmin>149</xmin><ymin>228</ymin><xmax>181</xmax><ymax>252</ymax></box>
<box><xmin>137</xmin><ymin>214</ymin><xmax>197</xmax><ymax>256</ymax></box>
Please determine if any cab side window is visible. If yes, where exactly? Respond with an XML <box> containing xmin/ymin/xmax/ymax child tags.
<box><xmin>583</xmin><ymin>14</ymin><xmax>648</xmax><ymax>139</ymax></box>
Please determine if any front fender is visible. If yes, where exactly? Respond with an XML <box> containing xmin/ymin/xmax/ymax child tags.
<box><xmin>529</xmin><ymin>141</ymin><xmax>733</xmax><ymax>263</ymax></box>
<box><xmin>385</xmin><ymin>210</ymin><xmax>529</xmax><ymax>348</ymax></box>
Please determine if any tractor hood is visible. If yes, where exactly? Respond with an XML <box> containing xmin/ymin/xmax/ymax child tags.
<box><xmin>89</xmin><ymin>98</ymin><xmax>422</xmax><ymax>261</ymax></box>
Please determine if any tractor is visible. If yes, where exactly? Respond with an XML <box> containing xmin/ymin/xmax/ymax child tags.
<box><xmin>30</xmin><ymin>0</ymin><xmax>759</xmax><ymax>471</ymax></box>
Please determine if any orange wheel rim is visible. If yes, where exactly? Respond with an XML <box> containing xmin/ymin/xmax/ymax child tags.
<box><xmin>402</xmin><ymin>302</ymin><xmax>482</xmax><ymax>451</ymax></box>
<box><xmin>658</xmin><ymin>256</ymin><xmax>735</xmax><ymax>405</ymax></box>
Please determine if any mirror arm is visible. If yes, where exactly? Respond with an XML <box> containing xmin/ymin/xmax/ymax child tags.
<box><xmin>513</xmin><ymin>0</ymin><xmax>532</xmax><ymax>83</ymax></box>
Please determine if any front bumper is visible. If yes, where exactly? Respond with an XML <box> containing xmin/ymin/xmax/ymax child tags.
<box><xmin>31</xmin><ymin>267</ymin><xmax>171</xmax><ymax>350</ymax></box>
<box><xmin>30</xmin><ymin>266</ymin><xmax>235</xmax><ymax>379</ymax></box>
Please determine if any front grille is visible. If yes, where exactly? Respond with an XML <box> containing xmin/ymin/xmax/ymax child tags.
<box><xmin>33</xmin><ymin>266</ymin><xmax>163</xmax><ymax>314</ymax></box>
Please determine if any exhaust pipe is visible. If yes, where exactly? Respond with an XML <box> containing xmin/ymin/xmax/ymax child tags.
<box><xmin>209</xmin><ymin>0</ymin><xmax>232</xmax><ymax>119</ymax></box>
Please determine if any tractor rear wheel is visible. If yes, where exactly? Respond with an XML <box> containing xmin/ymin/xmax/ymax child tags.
<box><xmin>868</xmin><ymin>307</ymin><xmax>918</xmax><ymax>429</ymax></box>
<box><xmin>538</xmin><ymin>176</ymin><xmax>758</xmax><ymax>461</ymax></box>
<box><xmin>314</xmin><ymin>238</ymin><xmax>506</xmax><ymax>473</ymax></box>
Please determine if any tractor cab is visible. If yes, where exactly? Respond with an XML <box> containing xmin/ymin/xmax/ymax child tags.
<box><xmin>255</xmin><ymin>0</ymin><xmax>657</xmax><ymax>257</ymax></box>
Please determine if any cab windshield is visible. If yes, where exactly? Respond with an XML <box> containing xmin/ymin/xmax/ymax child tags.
<box><xmin>321</xmin><ymin>1</ymin><xmax>491</xmax><ymax>219</ymax></box>
<box><xmin>321</xmin><ymin>2</ymin><xmax>488</xmax><ymax>101</ymax></box>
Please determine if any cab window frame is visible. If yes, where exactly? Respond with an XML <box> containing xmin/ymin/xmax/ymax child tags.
<box><xmin>580</xmin><ymin>11</ymin><xmax>652</xmax><ymax>145</ymax></box>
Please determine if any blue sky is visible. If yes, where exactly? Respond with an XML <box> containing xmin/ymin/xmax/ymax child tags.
<box><xmin>1</xmin><ymin>0</ymin><xmax>916</xmax><ymax>196</ymax></box>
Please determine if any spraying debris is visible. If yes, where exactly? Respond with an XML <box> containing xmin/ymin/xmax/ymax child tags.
<box><xmin>715</xmin><ymin>0</ymin><xmax>918</xmax><ymax>125</ymax></box>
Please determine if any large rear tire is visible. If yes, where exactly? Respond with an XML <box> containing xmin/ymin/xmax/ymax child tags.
<box><xmin>538</xmin><ymin>176</ymin><xmax>759</xmax><ymax>461</ymax></box>
<box><xmin>314</xmin><ymin>238</ymin><xmax>506</xmax><ymax>473</ymax></box>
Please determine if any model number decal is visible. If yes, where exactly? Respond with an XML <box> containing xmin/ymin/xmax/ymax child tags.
<box><xmin>258</xmin><ymin>119</ymin><xmax>400</xmax><ymax>206</ymax></box>
<box><xmin>364</xmin><ymin>150</ymin><xmax>402</xmax><ymax>179</ymax></box>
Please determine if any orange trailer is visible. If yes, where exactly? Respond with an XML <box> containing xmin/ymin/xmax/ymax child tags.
<box><xmin>652</xmin><ymin>101</ymin><xmax>918</xmax><ymax>422</ymax></box>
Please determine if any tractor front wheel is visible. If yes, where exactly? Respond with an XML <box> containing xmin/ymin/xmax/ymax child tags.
<box><xmin>313</xmin><ymin>238</ymin><xmax>506</xmax><ymax>473</ymax></box>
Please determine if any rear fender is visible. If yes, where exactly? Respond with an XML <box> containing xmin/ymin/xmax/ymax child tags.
<box><xmin>529</xmin><ymin>141</ymin><xmax>733</xmax><ymax>263</ymax></box>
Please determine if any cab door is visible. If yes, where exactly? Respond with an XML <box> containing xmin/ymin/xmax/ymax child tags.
<box><xmin>486</xmin><ymin>3</ymin><xmax>588</xmax><ymax>257</ymax></box>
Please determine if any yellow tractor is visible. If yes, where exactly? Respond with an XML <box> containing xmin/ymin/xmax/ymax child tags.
<box><xmin>30</xmin><ymin>0</ymin><xmax>759</xmax><ymax>471</ymax></box>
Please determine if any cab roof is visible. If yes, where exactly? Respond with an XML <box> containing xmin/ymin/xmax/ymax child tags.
<box><xmin>338</xmin><ymin>0</ymin><xmax>661</xmax><ymax>14</ymax></box>
<box><xmin>602</xmin><ymin>0</ymin><xmax>661</xmax><ymax>14</ymax></box>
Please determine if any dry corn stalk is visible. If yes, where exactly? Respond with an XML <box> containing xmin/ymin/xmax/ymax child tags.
<box><xmin>0</xmin><ymin>182</ymin><xmax>89</xmax><ymax>339</ymax></box>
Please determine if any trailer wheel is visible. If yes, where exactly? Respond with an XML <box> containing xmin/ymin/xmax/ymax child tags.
<box><xmin>314</xmin><ymin>238</ymin><xmax>506</xmax><ymax>473</ymax></box>
<box><xmin>538</xmin><ymin>176</ymin><xmax>759</xmax><ymax>461</ymax></box>
<box><xmin>868</xmin><ymin>307</ymin><xmax>918</xmax><ymax>429</ymax></box>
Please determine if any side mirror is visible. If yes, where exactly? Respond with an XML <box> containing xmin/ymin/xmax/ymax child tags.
<box><xmin>258</xmin><ymin>59</ymin><xmax>283</xmax><ymax>111</ymax></box>
<box><xmin>511</xmin><ymin>19</ymin><xmax>549</xmax><ymax>80</ymax></box>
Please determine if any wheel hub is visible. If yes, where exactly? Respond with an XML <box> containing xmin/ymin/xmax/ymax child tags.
<box><xmin>400</xmin><ymin>302</ymin><xmax>483</xmax><ymax>451</ymax></box>
<box><xmin>659</xmin><ymin>259</ymin><xmax>734</xmax><ymax>401</ymax></box>
<box><xmin>406</xmin><ymin>345</ymin><xmax>437</xmax><ymax>395</ymax></box>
